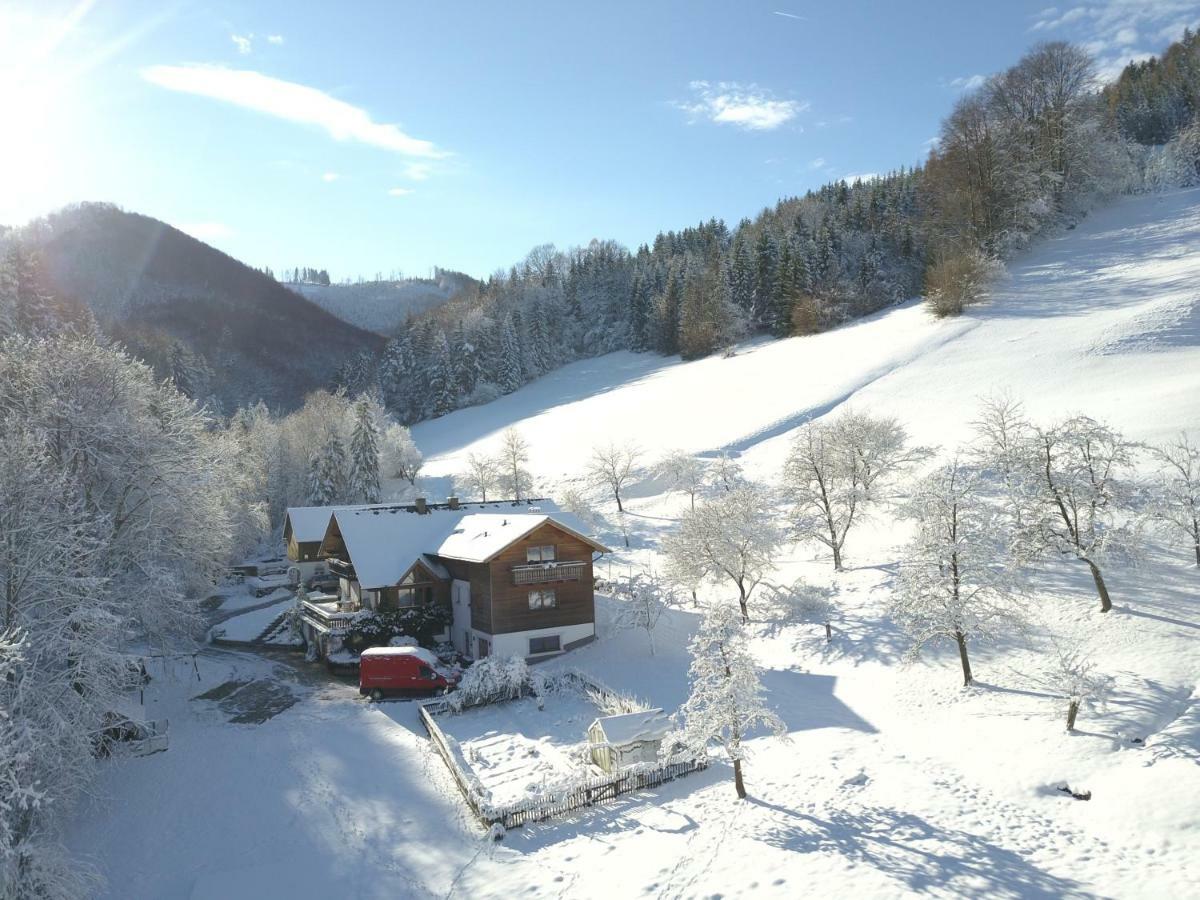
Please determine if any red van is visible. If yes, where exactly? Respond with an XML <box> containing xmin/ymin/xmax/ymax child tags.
<box><xmin>359</xmin><ymin>646</ymin><xmax>459</xmax><ymax>700</ymax></box>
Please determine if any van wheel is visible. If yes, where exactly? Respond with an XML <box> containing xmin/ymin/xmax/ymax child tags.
<box><xmin>370</xmin><ymin>688</ymin><xmax>384</xmax><ymax>702</ymax></box>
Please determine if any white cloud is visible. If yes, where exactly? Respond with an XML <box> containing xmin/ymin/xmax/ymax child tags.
<box><xmin>808</xmin><ymin>157</ymin><xmax>827</xmax><ymax>170</ymax></box>
<box><xmin>676</xmin><ymin>81</ymin><xmax>807</xmax><ymax>131</ymax></box>
<box><xmin>266</xmin><ymin>34</ymin><xmax>284</xmax><ymax>45</ymax></box>
<box><xmin>231</xmin><ymin>33</ymin><xmax>252</xmax><ymax>55</ymax></box>
<box><xmin>387</xmin><ymin>187</ymin><xmax>414</xmax><ymax>197</ymax></box>
<box><xmin>321</xmin><ymin>172</ymin><xmax>339</xmax><ymax>182</ymax></box>
<box><xmin>402</xmin><ymin>162</ymin><xmax>433</xmax><ymax>181</ymax></box>
<box><xmin>772</xmin><ymin>11</ymin><xmax>806</xmax><ymax>20</ymax></box>
<box><xmin>179</xmin><ymin>221</ymin><xmax>233</xmax><ymax>241</ymax></box>
<box><xmin>142</xmin><ymin>65</ymin><xmax>447</xmax><ymax>158</ymax></box>
<box><xmin>949</xmin><ymin>73</ymin><xmax>986</xmax><ymax>91</ymax></box>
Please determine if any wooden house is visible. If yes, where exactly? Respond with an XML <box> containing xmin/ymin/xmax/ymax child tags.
<box><xmin>289</xmin><ymin>499</ymin><xmax>610</xmax><ymax>662</ymax></box>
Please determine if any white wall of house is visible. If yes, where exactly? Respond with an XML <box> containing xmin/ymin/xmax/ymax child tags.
<box><xmin>486</xmin><ymin>622</ymin><xmax>595</xmax><ymax>660</ymax></box>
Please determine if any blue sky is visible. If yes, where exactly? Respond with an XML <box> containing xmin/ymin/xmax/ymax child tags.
<box><xmin>2</xmin><ymin>1</ymin><xmax>1197</xmax><ymax>280</ymax></box>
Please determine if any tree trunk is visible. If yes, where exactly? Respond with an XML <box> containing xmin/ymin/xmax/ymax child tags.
<box><xmin>831</xmin><ymin>542</ymin><xmax>843</xmax><ymax>572</ymax></box>
<box><xmin>737</xmin><ymin>584</ymin><xmax>749</xmax><ymax>623</ymax></box>
<box><xmin>733</xmin><ymin>757</ymin><xmax>747</xmax><ymax>799</ymax></box>
<box><xmin>955</xmin><ymin>629</ymin><xmax>973</xmax><ymax>686</ymax></box>
<box><xmin>1066</xmin><ymin>699</ymin><xmax>1079</xmax><ymax>732</ymax></box>
<box><xmin>1084</xmin><ymin>559</ymin><xmax>1112</xmax><ymax>613</ymax></box>
<box><xmin>824</xmin><ymin>621</ymin><xmax>832</xmax><ymax>642</ymax></box>
<box><xmin>691</xmin><ymin>589</ymin><xmax>698</xmax><ymax>607</ymax></box>
<box><xmin>615</xmin><ymin>491</ymin><xmax>623</xmax><ymax>513</ymax></box>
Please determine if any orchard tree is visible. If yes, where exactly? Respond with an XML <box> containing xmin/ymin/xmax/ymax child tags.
<box><xmin>783</xmin><ymin>410</ymin><xmax>925</xmax><ymax>570</ymax></box>
<box><xmin>1028</xmin><ymin>642</ymin><xmax>1114</xmax><ymax>732</ymax></box>
<box><xmin>663</xmin><ymin>484</ymin><xmax>783</xmax><ymax>623</ymax></box>
<box><xmin>611</xmin><ymin>571</ymin><xmax>675</xmax><ymax>655</ymax></box>
<box><xmin>656</xmin><ymin>450</ymin><xmax>705</xmax><ymax>510</ymax></box>
<box><xmin>380</xmin><ymin>423</ymin><xmax>423</xmax><ymax>486</ymax></box>
<box><xmin>586</xmin><ymin>441</ymin><xmax>642</xmax><ymax>513</ymax></box>
<box><xmin>889</xmin><ymin>458</ymin><xmax>1022</xmax><ymax>686</ymax></box>
<box><xmin>1150</xmin><ymin>433</ymin><xmax>1200</xmax><ymax>568</ymax></box>
<box><xmin>497</xmin><ymin>427</ymin><xmax>533</xmax><ymax>501</ymax></box>
<box><xmin>682</xmin><ymin>603</ymin><xmax>785</xmax><ymax>800</ymax></box>
<box><xmin>462</xmin><ymin>452</ymin><xmax>499</xmax><ymax>502</ymax></box>
<box><xmin>763</xmin><ymin>579</ymin><xmax>837</xmax><ymax>642</ymax></box>
<box><xmin>1023</xmin><ymin>416</ymin><xmax>1141</xmax><ymax>613</ymax></box>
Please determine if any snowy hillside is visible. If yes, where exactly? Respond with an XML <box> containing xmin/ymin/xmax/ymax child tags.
<box><xmin>67</xmin><ymin>189</ymin><xmax>1200</xmax><ymax>899</ymax></box>
<box><xmin>415</xmin><ymin>188</ymin><xmax>1200</xmax><ymax>485</ymax></box>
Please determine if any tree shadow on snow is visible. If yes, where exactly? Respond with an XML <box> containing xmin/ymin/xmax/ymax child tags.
<box><xmin>758</xmin><ymin>670</ymin><xmax>877</xmax><ymax>735</ymax></box>
<box><xmin>749</xmin><ymin>799</ymin><xmax>1097</xmax><ymax>900</ymax></box>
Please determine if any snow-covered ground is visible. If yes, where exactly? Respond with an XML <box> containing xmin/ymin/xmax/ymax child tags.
<box><xmin>208</xmin><ymin>597</ymin><xmax>293</xmax><ymax>643</ymax></box>
<box><xmin>438</xmin><ymin>689</ymin><xmax>601</xmax><ymax>805</ymax></box>
<box><xmin>68</xmin><ymin>189</ymin><xmax>1200</xmax><ymax>898</ymax></box>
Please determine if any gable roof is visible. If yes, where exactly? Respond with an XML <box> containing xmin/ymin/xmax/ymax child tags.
<box><xmin>284</xmin><ymin>504</ymin><xmax>389</xmax><ymax>544</ymax></box>
<box><xmin>436</xmin><ymin>514</ymin><xmax>609</xmax><ymax>563</ymax></box>
<box><xmin>591</xmin><ymin>709</ymin><xmax>671</xmax><ymax>746</ymax></box>
<box><xmin>314</xmin><ymin>500</ymin><xmax>609</xmax><ymax>589</ymax></box>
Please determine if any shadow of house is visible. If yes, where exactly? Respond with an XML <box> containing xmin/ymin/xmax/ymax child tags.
<box><xmin>759</xmin><ymin>671</ymin><xmax>878</xmax><ymax>735</ymax></box>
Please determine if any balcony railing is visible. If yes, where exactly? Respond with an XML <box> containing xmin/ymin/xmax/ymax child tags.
<box><xmin>512</xmin><ymin>560</ymin><xmax>586</xmax><ymax>585</ymax></box>
<box><xmin>300</xmin><ymin>596</ymin><xmax>361</xmax><ymax>635</ymax></box>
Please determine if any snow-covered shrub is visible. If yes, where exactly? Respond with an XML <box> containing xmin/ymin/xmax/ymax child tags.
<box><xmin>763</xmin><ymin>579</ymin><xmax>836</xmax><ymax>641</ymax></box>
<box><xmin>448</xmin><ymin>655</ymin><xmax>545</xmax><ymax>713</ymax></box>
<box><xmin>584</xmin><ymin>684</ymin><xmax>652</xmax><ymax>717</ymax></box>
<box><xmin>342</xmin><ymin>604</ymin><xmax>451</xmax><ymax>653</ymax></box>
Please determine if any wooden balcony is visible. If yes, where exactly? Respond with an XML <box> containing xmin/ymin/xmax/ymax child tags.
<box><xmin>299</xmin><ymin>596</ymin><xmax>360</xmax><ymax>635</ymax></box>
<box><xmin>512</xmin><ymin>560</ymin><xmax>586</xmax><ymax>585</ymax></box>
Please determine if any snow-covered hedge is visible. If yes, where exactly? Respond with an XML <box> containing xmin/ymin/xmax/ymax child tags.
<box><xmin>446</xmin><ymin>655</ymin><xmax>546</xmax><ymax>713</ymax></box>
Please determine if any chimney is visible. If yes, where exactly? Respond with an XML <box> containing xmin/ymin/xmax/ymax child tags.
<box><xmin>448</xmin><ymin>496</ymin><xmax>460</xmax><ymax>510</ymax></box>
<box><xmin>415</xmin><ymin>497</ymin><xmax>427</xmax><ymax>514</ymax></box>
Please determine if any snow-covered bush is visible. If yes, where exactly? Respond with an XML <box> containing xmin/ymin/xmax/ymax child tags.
<box><xmin>342</xmin><ymin>605</ymin><xmax>452</xmax><ymax>653</ymax></box>
<box><xmin>448</xmin><ymin>655</ymin><xmax>545</xmax><ymax>713</ymax></box>
<box><xmin>583</xmin><ymin>684</ymin><xmax>652</xmax><ymax>717</ymax></box>
<box><xmin>923</xmin><ymin>249</ymin><xmax>1002</xmax><ymax>318</ymax></box>
<box><xmin>763</xmin><ymin>579</ymin><xmax>837</xmax><ymax>641</ymax></box>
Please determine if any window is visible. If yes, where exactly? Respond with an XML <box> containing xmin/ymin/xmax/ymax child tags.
<box><xmin>526</xmin><ymin>545</ymin><xmax>557</xmax><ymax>563</ymax></box>
<box><xmin>528</xmin><ymin>589</ymin><xmax>557</xmax><ymax>610</ymax></box>
<box><xmin>529</xmin><ymin>635</ymin><xmax>561</xmax><ymax>654</ymax></box>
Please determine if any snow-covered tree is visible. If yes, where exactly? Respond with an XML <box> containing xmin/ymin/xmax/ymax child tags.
<box><xmin>348</xmin><ymin>396</ymin><xmax>382</xmax><ymax>503</ymax></box>
<box><xmin>682</xmin><ymin>603</ymin><xmax>785</xmax><ymax>799</ymax></box>
<box><xmin>497</xmin><ymin>427</ymin><xmax>533</xmax><ymax>501</ymax></box>
<box><xmin>663</xmin><ymin>484</ymin><xmax>783</xmax><ymax>622</ymax></box>
<box><xmin>712</xmin><ymin>451</ymin><xmax>745</xmax><ymax>493</ymax></box>
<box><xmin>610</xmin><ymin>571</ymin><xmax>675</xmax><ymax>655</ymax></box>
<box><xmin>1150</xmin><ymin>433</ymin><xmax>1200</xmax><ymax>568</ymax></box>
<box><xmin>380</xmin><ymin>422</ymin><xmax>423</xmax><ymax>487</ymax></box>
<box><xmin>889</xmin><ymin>458</ymin><xmax>1023</xmax><ymax>686</ymax></box>
<box><xmin>783</xmin><ymin>410</ymin><xmax>925</xmax><ymax>570</ymax></box>
<box><xmin>656</xmin><ymin>450</ymin><xmax>705</xmax><ymax>510</ymax></box>
<box><xmin>1028</xmin><ymin>641</ymin><xmax>1114</xmax><ymax>732</ymax></box>
<box><xmin>586</xmin><ymin>441</ymin><xmax>642</xmax><ymax>514</ymax></box>
<box><xmin>763</xmin><ymin>579</ymin><xmax>837</xmax><ymax>642</ymax></box>
<box><xmin>1020</xmin><ymin>416</ymin><xmax>1141</xmax><ymax>613</ymax></box>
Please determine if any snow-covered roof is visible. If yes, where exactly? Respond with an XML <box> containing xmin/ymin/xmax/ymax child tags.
<box><xmin>285</xmin><ymin>504</ymin><xmax>389</xmax><ymax>544</ymax></box>
<box><xmin>590</xmin><ymin>709</ymin><xmax>671</xmax><ymax>746</ymax></box>
<box><xmin>436</xmin><ymin>513</ymin><xmax>610</xmax><ymax>563</ymax></box>
<box><xmin>317</xmin><ymin>500</ymin><xmax>609</xmax><ymax>589</ymax></box>
<box><xmin>360</xmin><ymin>646</ymin><xmax>442</xmax><ymax>667</ymax></box>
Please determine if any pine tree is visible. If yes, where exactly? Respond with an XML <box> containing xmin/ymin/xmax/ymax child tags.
<box><xmin>348</xmin><ymin>397</ymin><xmax>381</xmax><ymax>503</ymax></box>
<box><xmin>429</xmin><ymin>330</ymin><xmax>457</xmax><ymax>416</ymax></box>
<box><xmin>498</xmin><ymin>313</ymin><xmax>523</xmax><ymax>393</ymax></box>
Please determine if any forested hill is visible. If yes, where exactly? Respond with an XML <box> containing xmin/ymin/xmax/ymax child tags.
<box><xmin>290</xmin><ymin>269</ymin><xmax>477</xmax><ymax>336</ymax></box>
<box><xmin>19</xmin><ymin>203</ymin><xmax>384</xmax><ymax>412</ymax></box>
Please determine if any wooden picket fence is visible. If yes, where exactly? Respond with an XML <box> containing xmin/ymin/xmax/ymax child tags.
<box><xmin>418</xmin><ymin>672</ymin><xmax>708</xmax><ymax>830</ymax></box>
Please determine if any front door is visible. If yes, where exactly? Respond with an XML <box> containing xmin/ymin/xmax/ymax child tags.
<box><xmin>477</xmin><ymin>638</ymin><xmax>490</xmax><ymax>659</ymax></box>
<box><xmin>450</xmin><ymin>579</ymin><xmax>471</xmax><ymax>657</ymax></box>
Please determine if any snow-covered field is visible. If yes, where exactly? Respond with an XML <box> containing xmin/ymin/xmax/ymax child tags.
<box><xmin>67</xmin><ymin>188</ymin><xmax>1200</xmax><ymax>898</ymax></box>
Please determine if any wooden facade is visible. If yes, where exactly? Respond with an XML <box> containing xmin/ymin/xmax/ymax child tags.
<box><xmin>480</xmin><ymin>523</ymin><xmax>595</xmax><ymax>636</ymax></box>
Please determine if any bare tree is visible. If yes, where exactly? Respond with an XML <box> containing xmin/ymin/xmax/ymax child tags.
<box><xmin>712</xmin><ymin>451</ymin><xmax>745</xmax><ymax>493</ymax></box>
<box><xmin>783</xmin><ymin>410</ymin><xmax>926</xmax><ymax>571</ymax></box>
<box><xmin>1150</xmin><ymin>433</ymin><xmax>1200</xmax><ymax>568</ymax></box>
<box><xmin>497</xmin><ymin>427</ymin><xmax>533</xmax><ymax>501</ymax></box>
<box><xmin>586</xmin><ymin>441</ymin><xmax>642</xmax><ymax>513</ymax></box>
<box><xmin>656</xmin><ymin>450</ymin><xmax>705</xmax><ymax>510</ymax></box>
<box><xmin>380</xmin><ymin>423</ymin><xmax>423</xmax><ymax>486</ymax></box>
<box><xmin>461</xmin><ymin>451</ymin><xmax>499</xmax><ymax>502</ymax></box>
<box><xmin>890</xmin><ymin>458</ymin><xmax>1023</xmax><ymax>686</ymax></box>
<box><xmin>663</xmin><ymin>485</ymin><xmax>783</xmax><ymax>622</ymax></box>
<box><xmin>611</xmin><ymin>571</ymin><xmax>675</xmax><ymax>655</ymax></box>
<box><xmin>763</xmin><ymin>579</ymin><xmax>837</xmax><ymax>642</ymax></box>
